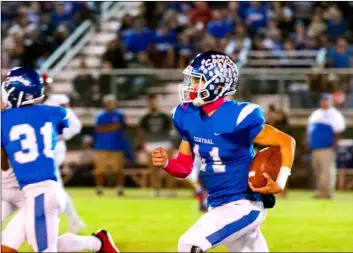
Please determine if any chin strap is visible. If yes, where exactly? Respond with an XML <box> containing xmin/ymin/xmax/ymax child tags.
<box><xmin>201</xmin><ymin>97</ymin><xmax>226</xmax><ymax>114</ymax></box>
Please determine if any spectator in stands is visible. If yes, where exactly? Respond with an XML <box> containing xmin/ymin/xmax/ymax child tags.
<box><xmin>119</xmin><ymin>13</ymin><xmax>134</xmax><ymax>36</ymax></box>
<box><xmin>137</xmin><ymin>94</ymin><xmax>176</xmax><ymax>198</ymax></box>
<box><xmin>307</xmin><ymin>94</ymin><xmax>346</xmax><ymax>199</ymax></box>
<box><xmin>199</xmin><ymin>33</ymin><xmax>217</xmax><ymax>52</ymax></box>
<box><xmin>21</xmin><ymin>27</ymin><xmax>46</xmax><ymax>68</ymax></box>
<box><xmin>94</xmin><ymin>94</ymin><xmax>127</xmax><ymax>196</ymax></box>
<box><xmin>266</xmin><ymin>104</ymin><xmax>278</xmax><ymax>126</ymax></box>
<box><xmin>270</xmin><ymin>2</ymin><xmax>294</xmax><ymax>38</ymax></box>
<box><xmin>189</xmin><ymin>2</ymin><xmax>212</xmax><ymax>28</ymax></box>
<box><xmin>8</xmin><ymin>10</ymin><xmax>33</xmax><ymax>40</ymax></box>
<box><xmin>326</xmin><ymin>4</ymin><xmax>347</xmax><ymax>41</ymax></box>
<box><xmin>52</xmin><ymin>24</ymin><xmax>69</xmax><ymax>51</ymax></box>
<box><xmin>75</xmin><ymin>2</ymin><xmax>97</xmax><ymax>25</ymax></box>
<box><xmin>163</xmin><ymin>9</ymin><xmax>185</xmax><ymax>34</ymax></box>
<box><xmin>124</xmin><ymin>52</ymin><xmax>155</xmax><ymax>99</ymax></box>
<box><xmin>304</xmin><ymin>37</ymin><xmax>320</xmax><ymax>51</ymax></box>
<box><xmin>72</xmin><ymin>59</ymin><xmax>97</xmax><ymax>106</ymax></box>
<box><xmin>291</xmin><ymin>20</ymin><xmax>306</xmax><ymax>49</ymax></box>
<box><xmin>224</xmin><ymin>2</ymin><xmax>242</xmax><ymax>32</ymax></box>
<box><xmin>122</xmin><ymin>17</ymin><xmax>155</xmax><ymax>59</ymax></box>
<box><xmin>265</xmin><ymin>19</ymin><xmax>282</xmax><ymax>44</ymax></box>
<box><xmin>154</xmin><ymin>21</ymin><xmax>177</xmax><ymax>68</ymax></box>
<box><xmin>307</xmin><ymin>14</ymin><xmax>326</xmax><ymax>38</ymax></box>
<box><xmin>206</xmin><ymin>9</ymin><xmax>229</xmax><ymax>40</ymax></box>
<box><xmin>98</xmin><ymin>61</ymin><xmax>113</xmax><ymax>99</ymax></box>
<box><xmin>176</xmin><ymin>32</ymin><xmax>194</xmax><ymax>68</ymax></box>
<box><xmin>225</xmin><ymin>24</ymin><xmax>252</xmax><ymax>55</ymax></box>
<box><xmin>102</xmin><ymin>39</ymin><xmax>126</xmax><ymax>69</ymax></box>
<box><xmin>2</xmin><ymin>30</ymin><xmax>24</xmax><ymax>68</ymax></box>
<box><xmin>51</xmin><ymin>2</ymin><xmax>71</xmax><ymax>28</ymax></box>
<box><xmin>245</xmin><ymin>2</ymin><xmax>268</xmax><ymax>37</ymax></box>
<box><xmin>327</xmin><ymin>37</ymin><xmax>353</xmax><ymax>68</ymax></box>
<box><xmin>39</xmin><ymin>13</ymin><xmax>56</xmax><ymax>48</ymax></box>
<box><xmin>291</xmin><ymin>2</ymin><xmax>314</xmax><ymax>23</ymax></box>
<box><xmin>26</xmin><ymin>2</ymin><xmax>40</xmax><ymax>25</ymax></box>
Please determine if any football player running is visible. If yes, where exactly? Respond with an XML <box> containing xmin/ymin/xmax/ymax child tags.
<box><xmin>152</xmin><ymin>51</ymin><xmax>295</xmax><ymax>252</ymax></box>
<box><xmin>1</xmin><ymin>67</ymin><xmax>119</xmax><ymax>253</ymax></box>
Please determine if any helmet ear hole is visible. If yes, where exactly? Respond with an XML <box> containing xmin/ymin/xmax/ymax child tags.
<box><xmin>201</xmin><ymin>91</ymin><xmax>208</xmax><ymax>97</ymax></box>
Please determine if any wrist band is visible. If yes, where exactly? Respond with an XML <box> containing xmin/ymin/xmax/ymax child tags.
<box><xmin>276</xmin><ymin>166</ymin><xmax>291</xmax><ymax>190</ymax></box>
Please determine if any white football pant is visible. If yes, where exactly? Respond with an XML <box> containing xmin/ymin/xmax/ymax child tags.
<box><xmin>22</xmin><ymin>180</ymin><xmax>66</xmax><ymax>252</ymax></box>
<box><xmin>178</xmin><ymin>199</ymin><xmax>269</xmax><ymax>252</ymax></box>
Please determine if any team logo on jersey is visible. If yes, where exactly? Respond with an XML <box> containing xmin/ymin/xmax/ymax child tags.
<box><xmin>194</xmin><ymin>136</ymin><xmax>214</xmax><ymax>145</ymax></box>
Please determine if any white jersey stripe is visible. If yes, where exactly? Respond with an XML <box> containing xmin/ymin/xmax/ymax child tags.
<box><xmin>236</xmin><ymin>104</ymin><xmax>259</xmax><ymax>126</ymax></box>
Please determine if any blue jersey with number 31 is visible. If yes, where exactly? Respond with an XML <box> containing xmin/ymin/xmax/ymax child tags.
<box><xmin>1</xmin><ymin>104</ymin><xmax>69</xmax><ymax>188</ymax></box>
<box><xmin>172</xmin><ymin>100</ymin><xmax>265</xmax><ymax>207</ymax></box>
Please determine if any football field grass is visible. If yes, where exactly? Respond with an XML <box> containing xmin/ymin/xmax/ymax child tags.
<box><xmin>16</xmin><ymin>189</ymin><xmax>353</xmax><ymax>252</ymax></box>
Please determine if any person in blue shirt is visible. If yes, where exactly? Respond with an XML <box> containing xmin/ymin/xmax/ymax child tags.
<box><xmin>151</xmin><ymin>51</ymin><xmax>296</xmax><ymax>252</ymax></box>
<box><xmin>154</xmin><ymin>21</ymin><xmax>177</xmax><ymax>68</ymax></box>
<box><xmin>245</xmin><ymin>2</ymin><xmax>268</xmax><ymax>37</ymax></box>
<box><xmin>307</xmin><ymin>94</ymin><xmax>346</xmax><ymax>199</ymax></box>
<box><xmin>206</xmin><ymin>10</ymin><xmax>229</xmax><ymax>39</ymax></box>
<box><xmin>94</xmin><ymin>94</ymin><xmax>126</xmax><ymax>196</ymax></box>
<box><xmin>122</xmin><ymin>17</ymin><xmax>155</xmax><ymax>55</ymax></box>
<box><xmin>51</xmin><ymin>2</ymin><xmax>71</xmax><ymax>28</ymax></box>
<box><xmin>327</xmin><ymin>37</ymin><xmax>353</xmax><ymax>68</ymax></box>
<box><xmin>176</xmin><ymin>32</ymin><xmax>194</xmax><ymax>68</ymax></box>
<box><xmin>326</xmin><ymin>6</ymin><xmax>347</xmax><ymax>41</ymax></box>
<box><xmin>1</xmin><ymin>67</ymin><xmax>119</xmax><ymax>253</ymax></box>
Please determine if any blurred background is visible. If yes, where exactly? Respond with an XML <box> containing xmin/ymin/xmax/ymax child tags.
<box><xmin>2</xmin><ymin>0</ymin><xmax>353</xmax><ymax>191</ymax></box>
<box><xmin>1</xmin><ymin>1</ymin><xmax>353</xmax><ymax>252</ymax></box>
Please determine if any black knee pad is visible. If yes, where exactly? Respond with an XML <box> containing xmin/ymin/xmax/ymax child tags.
<box><xmin>191</xmin><ymin>246</ymin><xmax>204</xmax><ymax>253</ymax></box>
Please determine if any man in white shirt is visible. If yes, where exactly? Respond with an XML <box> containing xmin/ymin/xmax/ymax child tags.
<box><xmin>307</xmin><ymin>94</ymin><xmax>346</xmax><ymax>199</ymax></box>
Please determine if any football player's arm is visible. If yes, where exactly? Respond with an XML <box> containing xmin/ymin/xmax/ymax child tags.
<box><xmin>253</xmin><ymin>124</ymin><xmax>296</xmax><ymax>190</ymax></box>
<box><xmin>61</xmin><ymin>108</ymin><xmax>82</xmax><ymax>140</ymax></box>
<box><xmin>152</xmin><ymin>140</ymin><xmax>193</xmax><ymax>178</ymax></box>
<box><xmin>1</xmin><ymin>147</ymin><xmax>10</xmax><ymax>171</ymax></box>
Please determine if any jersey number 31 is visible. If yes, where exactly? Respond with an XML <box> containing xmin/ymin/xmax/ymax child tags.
<box><xmin>10</xmin><ymin>123</ymin><xmax>54</xmax><ymax>164</ymax></box>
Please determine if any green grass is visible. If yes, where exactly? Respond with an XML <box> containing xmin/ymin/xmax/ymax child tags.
<box><xmin>14</xmin><ymin>189</ymin><xmax>353</xmax><ymax>252</ymax></box>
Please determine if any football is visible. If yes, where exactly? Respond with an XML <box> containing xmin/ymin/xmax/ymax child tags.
<box><xmin>249</xmin><ymin>146</ymin><xmax>282</xmax><ymax>188</ymax></box>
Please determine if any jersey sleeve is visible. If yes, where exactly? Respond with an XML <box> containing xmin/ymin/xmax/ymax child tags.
<box><xmin>171</xmin><ymin>105</ymin><xmax>188</xmax><ymax>141</ymax></box>
<box><xmin>61</xmin><ymin>108</ymin><xmax>82</xmax><ymax>140</ymax></box>
<box><xmin>236</xmin><ymin>103</ymin><xmax>265</xmax><ymax>141</ymax></box>
<box><xmin>56</xmin><ymin>107</ymin><xmax>69</xmax><ymax>135</ymax></box>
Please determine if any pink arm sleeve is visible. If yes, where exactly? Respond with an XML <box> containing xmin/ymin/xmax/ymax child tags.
<box><xmin>163</xmin><ymin>152</ymin><xmax>193</xmax><ymax>178</ymax></box>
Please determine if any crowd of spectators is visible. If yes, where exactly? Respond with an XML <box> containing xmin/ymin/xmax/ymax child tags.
<box><xmin>101</xmin><ymin>1</ymin><xmax>353</xmax><ymax>70</ymax></box>
<box><xmin>1</xmin><ymin>1</ymin><xmax>98</xmax><ymax>69</ymax></box>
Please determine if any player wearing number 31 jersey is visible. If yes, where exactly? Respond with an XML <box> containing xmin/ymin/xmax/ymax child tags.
<box><xmin>151</xmin><ymin>51</ymin><xmax>296</xmax><ymax>252</ymax></box>
<box><xmin>1</xmin><ymin>67</ymin><xmax>119</xmax><ymax>253</ymax></box>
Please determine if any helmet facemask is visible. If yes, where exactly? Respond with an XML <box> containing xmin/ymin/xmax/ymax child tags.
<box><xmin>179</xmin><ymin>68</ymin><xmax>219</xmax><ymax>107</ymax></box>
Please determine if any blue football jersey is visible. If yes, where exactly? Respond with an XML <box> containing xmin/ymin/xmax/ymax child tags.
<box><xmin>172</xmin><ymin>100</ymin><xmax>265</xmax><ymax>207</ymax></box>
<box><xmin>1</xmin><ymin>104</ymin><xmax>69</xmax><ymax>188</ymax></box>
